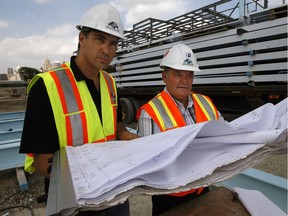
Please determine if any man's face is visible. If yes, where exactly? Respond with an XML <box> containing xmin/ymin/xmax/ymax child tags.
<box><xmin>79</xmin><ymin>30</ymin><xmax>119</xmax><ymax>70</ymax></box>
<box><xmin>162</xmin><ymin>68</ymin><xmax>194</xmax><ymax>103</ymax></box>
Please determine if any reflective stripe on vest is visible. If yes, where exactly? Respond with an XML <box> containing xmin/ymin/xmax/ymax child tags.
<box><xmin>100</xmin><ymin>71</ymin><xmax>118</xmax><ymax>141</ymax></box>
<box><xmin>146</xmin><ymin>92</ymin><xmax>186</xmax><ymax>131</ymax></box>
<box><xmin>24</xmin><ymin>64</ymin><xmax>117</xmax><ymax>173</ymax></box>
<box><xmin>193</xmin><ymin>94</ymin><xmax>218</xmax><ymax>122</ymax></box>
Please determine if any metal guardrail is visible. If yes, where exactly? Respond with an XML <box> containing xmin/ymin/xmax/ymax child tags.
<box><xmin>0</xmin><ymin>118</ymin><xmax>24</xmax><ymax>131</ymax></box>
<box><xmin>0</xmin><ymin>140</ymin><xmax>25</xmax><ymax>171</ymax></box>
<box><xmin>0</xmin><ymin>111</ymin><xmax>25</xmax><ymax>171</ymax></box>
<box><xmin>217</xmin><ymin>168</ymin><xmax>288</xmax><ymax>213</ymax></box>
<box><xmin>0</xmin><ymin>110</ymin><xmax>25</xmax><ymax>121</ymax></box>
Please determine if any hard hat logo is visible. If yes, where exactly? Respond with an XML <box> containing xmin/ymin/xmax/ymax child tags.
<box><xmin>107</xmin><ymin>22</ymin><xmax>120</xmax><ymax>33</ymax></box>
<box><xmin>183</xmin><ymin>58</ymin><xmax>194</xmax><ymax>66</ymax></box>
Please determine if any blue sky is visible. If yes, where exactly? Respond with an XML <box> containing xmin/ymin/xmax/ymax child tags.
<box><xmin>0</xmin><ymin>0</ymin><xmax>284</xmax><ymax>74</ymax></box>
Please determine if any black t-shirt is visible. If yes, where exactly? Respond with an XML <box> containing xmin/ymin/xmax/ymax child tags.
<box><xmin>19</xmin><ymin>56</ymin><xmax>122</xmax><ymax>154</ymax></box>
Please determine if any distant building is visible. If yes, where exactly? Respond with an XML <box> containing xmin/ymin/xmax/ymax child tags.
<box><xmin>52</xmin><ymin>60</ymin><xmax>61</xmax><ymax>69</ymax></box>
<box><xmin>43</xmin><ymin>56</ymin><xmax>52</xmax><ymax>71</ymax></box>
<box><xmin>43</xmin><ymin>57</ymin><xmax>62</xmax><ymax>71</ymax></box>
<box><xmin>7</xmin><ymin>67</ymin><xmax>21</xmax><ymax>81</ymax></box>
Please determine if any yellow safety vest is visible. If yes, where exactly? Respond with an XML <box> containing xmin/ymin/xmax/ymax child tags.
<box><xmin>24</xmin><ymin>63</ymin><xmax>118</xmax><ymax>172</ymax></box>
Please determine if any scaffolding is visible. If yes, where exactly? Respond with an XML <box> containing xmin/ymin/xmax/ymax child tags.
<box><xmin>119</xmin><ymin>0</ymin><xmax>274</xmax><ymax>49</ymax></box>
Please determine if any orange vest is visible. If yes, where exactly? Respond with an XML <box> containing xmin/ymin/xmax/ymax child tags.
<box><xmin>137</xmin><ymin>91</ymin><xmax>219</xmax><ymax>196</ymax></box>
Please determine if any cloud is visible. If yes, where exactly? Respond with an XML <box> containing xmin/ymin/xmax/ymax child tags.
<box><xmin>0</xmin><ymin>23</ymin><xmax>78</xmax><ymax>72</ymax></box>
<box><xmin>111</xmin><ymin>0</ymin><xmax>190</xmax><ymax>28</ymax></box>
<box><xmin>0</xmin><ymin>20</ymin><xmax>8</xmax><ymax>29</ymax></box>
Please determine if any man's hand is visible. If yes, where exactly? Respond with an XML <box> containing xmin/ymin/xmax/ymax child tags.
<box><xmin>117</xmin><ymin>122</ymin><xmax>140</xmax><ymax>140</ymax></box>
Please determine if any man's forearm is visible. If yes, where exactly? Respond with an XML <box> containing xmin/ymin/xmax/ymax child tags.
<box><xmin>33</xmin><ymin>153</ymin><xmax>54</xmax><ymax>179</ymax></box>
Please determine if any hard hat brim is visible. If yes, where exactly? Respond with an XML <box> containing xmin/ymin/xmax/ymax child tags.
<box><xmin>76</xmin><ymin>25</ymin><xmax>125</xmax><ymax>39</ymax></box>
<box><xmin>160</xmin><ymin>64</ymin><xmax>201</xmax><ymax>72</ymax></box>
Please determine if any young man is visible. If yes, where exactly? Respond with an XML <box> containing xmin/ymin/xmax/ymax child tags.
<box><xmin>20</xmin><ymin>3</ymin><xmax>138</xmax><ymax>216</ymax></box>
<box><xmin>137</xmin><ymin>44</ymin><xmax>223</xmax><ymax>215</ymax></box>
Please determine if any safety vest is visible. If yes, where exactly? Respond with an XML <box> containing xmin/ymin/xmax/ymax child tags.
<box><xmin>137</xmin><ymin>91</ymin><xmax>219</xmax><ymax>196</ymax></box>
<box><xmin>24</xmin><ymin>63</ymin><xmax>118</xmax><ymax>173</ymax></box>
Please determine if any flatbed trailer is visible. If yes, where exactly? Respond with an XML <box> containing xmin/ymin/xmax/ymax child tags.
<box><xmin>110</xmin><ymin>0</ymin><xmax>287</xmax><ymax>123</ymax></box>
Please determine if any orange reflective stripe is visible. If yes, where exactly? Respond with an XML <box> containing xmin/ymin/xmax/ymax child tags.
<box><xmin>80</xmin><ymin>112</ymin><xmax>88</xmax><ymax>144</ymax></box>
<box><xmin>91</xmin><ymin>135</ymin><xmax>115</xmax><ymax>143</ymax></box>
<box><xmin>92</xmin><ymin>138</ymin><xmax>106</xmax><ymax>143</ymax></box>
<box><xmin>65</xmin><ymin>115</ymin><xmax>73</xmax><ymax>146</ymax></box>
<box><xmin>102</xmin><ymin>71</ymin><xmax>117</xmax><ymax>105</ymax></box>
<box><xmin>112</xmin><ymin>105</ymin><xmax>117</xmax><ymax>137</ymax></box>
<box><xmin>169</xmin><ymin>189</ymin><xmax>197</xmax><ymax>197</ymax></box>
<box><xmin>101</xmin><ymin>71</ymin><xmax>117</xmax><ymax>140</ymax></box>
<box><xmin>106</xmin><ymin>133</ymin><xmax>117</xmax><ymax>141</ymax></box>
<box><xmin>169</xmin><ymin>187</ymin><xmax>205</xmax><ymax>197</ymax></box>
<box><xmin>196</xmin><ymin>187</ymin><xmax>204</xmax><ymax>195</ymax></box>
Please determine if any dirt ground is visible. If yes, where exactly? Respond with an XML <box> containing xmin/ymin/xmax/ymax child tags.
<box><xmin>0</xmin><ymin>86</ymin><xmax>287</xmax><ymax>216</ymax></box>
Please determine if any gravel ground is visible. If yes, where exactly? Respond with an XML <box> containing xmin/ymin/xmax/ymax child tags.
<box><xmin>0</xmin><ymin>87</ymin><xmax>286</xmax><ymax>216</ymax></box>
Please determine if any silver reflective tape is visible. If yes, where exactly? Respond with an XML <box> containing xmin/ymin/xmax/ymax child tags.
<box><xmin>56</xmin><ymin>69</ymin><xmax>79</xmax><ymax>113</ymax></box>
<box><xmin>195</xmin><ymin>94</ymin><xmax>215</xmax><ymax>119</ymax></box>
<box><xmin>69</xmin><ymin>114</ymin><xmax>84</xmax><ymax>146</ymax></box>
<box><xmin>152</xmin><ymin>98</ymin><xmax>174</xmax><ymax>129</ymax></box>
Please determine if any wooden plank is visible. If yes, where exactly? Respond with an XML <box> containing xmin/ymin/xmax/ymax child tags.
<box><xmin>16</xmin><ymin>167</ymin><xmax>28</xmax><ymax>191</ymax></box>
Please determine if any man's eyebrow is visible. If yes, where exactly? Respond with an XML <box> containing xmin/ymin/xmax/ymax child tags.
<box><xmin>93</xmin><ymin>33</ymin><xmax>106</xmax><ymax>38</ymax></box>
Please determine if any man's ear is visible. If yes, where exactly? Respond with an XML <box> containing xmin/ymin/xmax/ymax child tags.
<box><xmin>162</xmin><ymin>70</ymin><xmax>167</xmax><ymax>83</ymax></box>
<box><xmin>78</xmin><ymin>32</ymin><xmax>86</xmax><ymax>47</ymax></box>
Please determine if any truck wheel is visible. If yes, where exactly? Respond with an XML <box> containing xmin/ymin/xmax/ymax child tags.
<box><xmin>128</xmin><ymin>97</ymin><xmax>140</xmax><ymax>121</ymax></box>
<box><xmin>120</xmin><ymin>97</ymin><xmax>134</xmax><ymax>124</ymax></box>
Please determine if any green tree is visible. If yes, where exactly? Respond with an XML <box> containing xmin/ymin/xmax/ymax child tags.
<box><xmin>18</xmin><ymin>67</ymin><xmax>41</xmax><ymax>81</ymax></box>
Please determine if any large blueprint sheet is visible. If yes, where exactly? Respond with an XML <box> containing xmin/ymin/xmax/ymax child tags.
<box><xmin>60</xmin><ymin>98</ymin><xmax>287</xmax><ymax>214</ymax></box>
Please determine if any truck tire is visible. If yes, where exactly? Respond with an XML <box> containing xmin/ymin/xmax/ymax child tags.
<box><xmin>120</xmin><ymin>97</ymin><xmax>134</xmax><ymax>124</ymax></box>
<box><xmin>128</xmin><ymin>97</ymin><xmax>140</xmax><ymax>121</ymax></box>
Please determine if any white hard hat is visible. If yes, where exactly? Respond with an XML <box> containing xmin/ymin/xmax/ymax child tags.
<box><xmin>160</xmin><ymin>44</ymin><xmax>201</xmax><ymax>72</ymax></box>
<box><xmin>76</xmin><ymin>3</ymin><xmax>124</xmax><ymax>39</ymax></box>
